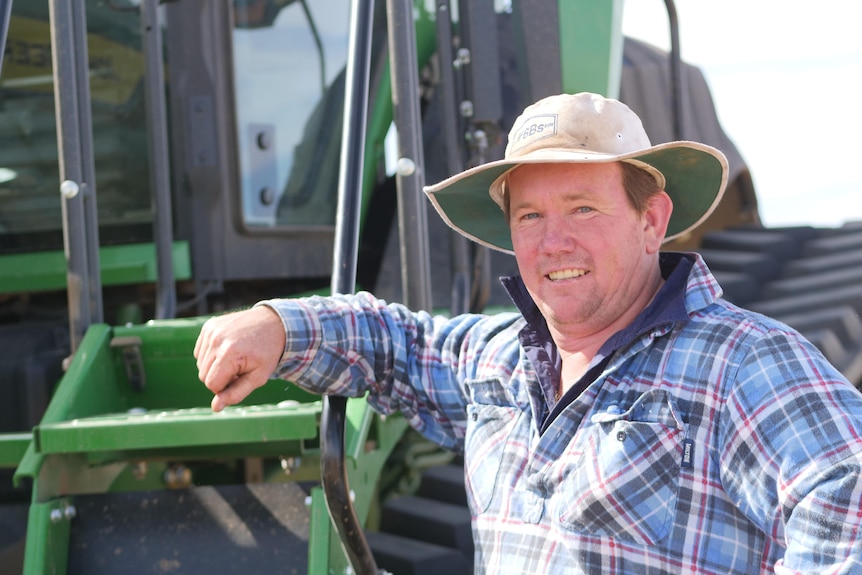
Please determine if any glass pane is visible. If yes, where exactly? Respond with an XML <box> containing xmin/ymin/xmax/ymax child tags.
<box><xmin>0</xmin><ymin>0</ymin><xmax>153</xmax><ymax>255</ymax></box>
<box><xmin>232</xmin><ymin>0</ymin><xmax>350</xmax><ymax>229</ymax></box>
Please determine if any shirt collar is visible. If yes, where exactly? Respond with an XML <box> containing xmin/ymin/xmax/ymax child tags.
<box><xmin>500</xmin><ymin>252</ymin><xmax>696</xmax><ymax>357</ymax></box>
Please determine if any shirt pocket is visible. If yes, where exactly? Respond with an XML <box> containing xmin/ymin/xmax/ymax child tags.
<box><xmin>554</xmin><ymin>388</ymin><xmax>687</xmax><ymax>546</ymax></box>
<box><xmin>464</xmin><ymin>378</ymin><xmax>523</xmax><ymax>514</ymax></box>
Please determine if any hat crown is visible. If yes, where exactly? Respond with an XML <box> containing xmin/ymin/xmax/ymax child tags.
<box><xmin>506</xmin><ymin>92</ymin><xmax>653</xmax><ymax>159</ymax></box>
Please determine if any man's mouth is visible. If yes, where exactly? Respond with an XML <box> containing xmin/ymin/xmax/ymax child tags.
<box><xmin>547</xmin><ymin>268</ymin><xmax>588</xmax><ymax>281</ymax></box>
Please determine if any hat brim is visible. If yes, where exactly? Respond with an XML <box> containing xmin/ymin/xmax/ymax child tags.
<box><xmin>424</xmin><ymin>141</ymin><xmax>729</xmax><ymax>254</ymax></box>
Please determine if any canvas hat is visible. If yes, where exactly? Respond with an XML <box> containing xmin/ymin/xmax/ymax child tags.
<box><xmin>424</xmin><ymin>92</ymin><xmax>729</xmax><ymax>254</ymax></box>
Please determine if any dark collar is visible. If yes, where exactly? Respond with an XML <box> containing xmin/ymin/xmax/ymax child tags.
<box><xmin>501</xmin><ymin>252</ymin><xmax>695</xmax><ymax>427</ymax></box>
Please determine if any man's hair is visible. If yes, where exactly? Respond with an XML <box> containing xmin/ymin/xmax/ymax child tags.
<box><xmin>619</xmin><ymin>161</ymin><xmax>662</xmax><ymax>215</ymax></box>
<box><xmin>502</xmin><ymin>161</ymin><xmax>661</xmax><ymax>222</ymax></box>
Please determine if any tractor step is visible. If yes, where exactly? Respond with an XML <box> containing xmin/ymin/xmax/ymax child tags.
<box><xmin>34</xmin><ymin>402</ymin><xmax>321</xmax><ymax>455</ymax></box>
<box><xmin>415</xmin><ymin>462</ymin><xmax>468</xmax><ymax>507</ymax></box>
<box><xmin>374</xmin><ymin>463</ymin><xmax>473</xmax><ymax>571</ymax></box>
<box><xmin>367</xmin><ymin>531</ymin><xmax>471</xmax><ymax>575</ymax></box>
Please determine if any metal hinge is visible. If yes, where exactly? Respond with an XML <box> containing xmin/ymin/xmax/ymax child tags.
<box><xmin>110</xmin><ymin>335</ymin><xmax>146</xmax><ymax>392</ymax></box>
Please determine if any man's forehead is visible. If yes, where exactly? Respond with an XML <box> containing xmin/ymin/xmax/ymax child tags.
<box><xmin>507</xmin><ymin>161</ymin><xmax>623</xmax><ymax>188</ymax></box>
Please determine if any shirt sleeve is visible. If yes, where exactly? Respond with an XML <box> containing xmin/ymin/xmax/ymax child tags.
<box><xmin>718</xmin><ymin>325</ymin><xmax>862</xmax><ymax>572</ymax></box>
<box><xmin>256</xmin><ymin>292</ymin><xmax>515</xmax><ymax>452</ymax></box>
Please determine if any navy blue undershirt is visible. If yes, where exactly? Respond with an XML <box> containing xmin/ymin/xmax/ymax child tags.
<box><xmin>500</xmin><ymin>252</ymin><xmax>694</xmax><ymax>434</ymax></box>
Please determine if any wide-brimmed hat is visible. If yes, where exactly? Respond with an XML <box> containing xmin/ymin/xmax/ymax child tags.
<box><xmin>424</xmin><ymin>92</ymin><xmax>729</xmax><ymax>254</ymax></box>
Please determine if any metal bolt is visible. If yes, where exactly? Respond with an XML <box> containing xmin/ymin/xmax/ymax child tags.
<box><xmin>256</xmin><ymin>130</ymin><xmax>271</xmax><ymax>150</ymax></box>
<box><xmin>259</xmin><ymin>186</ymin><xmax>274</xmax><ymax>206</ymax></box>
<box><xmin>459</xmin><ymin>100</ymin><xmax>474</xmax><ymax>118</ymax></box>
<box><xmin>132</xmin><ymin>461</ymin><xmax>148</xmax><ymax>480</ymax></box>
<box><xmin>396</xmin><ymin>157</ymin><xmax>416</xmax><ymax>177</ymax></box>
<box><xmin>304</xmin><ymin>496</ymin><xmax>313</xmax><ymax>507</ymax></box>
<box><xmin>163</xmin><ymin>464</ymin><xmax>192</xmax><ymax>489</ymax></box>
<box><xmin>64</xmin><ymin>505</ymin><xmax>77</xmax><ymax>520</ymax></box>
<box><xmin>50</xmin><ymin>509</ymin><xmax>63</xmax><ymax>523</ymax></box>
<box><xmin>60</xmin><ymin>180</ymin><xmax>80</xmax><ymax>199</ymax></box>
<box><xmin>280</xmin><ymin>456</ymin><xmax>301</xmax><ymax>475</ymax></box>
<box><xmin>453</xmin><ymin>47</ymin><xmax>471</xmax><ymax>69</ymax></box>
<box><xmin>473</xmin><ymin>129</ymin><xmax>489</xmax><ymax>153</ymax></box>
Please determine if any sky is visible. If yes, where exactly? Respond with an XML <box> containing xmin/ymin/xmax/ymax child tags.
<box><xmin>622</xmin><ymin>0</ymin><xmax>862</xmax><ymax>228</ymax></box>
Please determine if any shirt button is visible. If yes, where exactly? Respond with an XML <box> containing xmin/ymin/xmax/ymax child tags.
<box><xmin>617</xmin><ymin>431</ymin><xmax>626</xmax><ymax>442</ymax></box>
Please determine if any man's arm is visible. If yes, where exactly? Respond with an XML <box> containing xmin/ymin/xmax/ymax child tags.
<box><xmin>194</xmin><ymin>305</ymin><xmax>286</xmax><ymax>411</ymax></box>
<box><xmin>194</xmin><ymin>291</ymin><xmax>519</xmax><ymax>452</ymax></box>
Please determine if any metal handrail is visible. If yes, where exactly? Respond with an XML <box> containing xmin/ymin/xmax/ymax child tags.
<box><xmin>141</xmin><ymin>0</ymin><xmax>177</xmax><ymax>320</ymax></box>
<box><xmin>321</xmin><ymin>0</ymin><xmax>380</xmax><ymax>572</ymax></box>
<box><xmin>50</xmin><ymin>0</ymin><xmax>104</xmax><ymax>353</ymax></box>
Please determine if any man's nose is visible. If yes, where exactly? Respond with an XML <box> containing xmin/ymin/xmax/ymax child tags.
<box><xmin>539</xmin><ymin>215</ymin><xmax>576</xmax><ymax>253</ymax></box>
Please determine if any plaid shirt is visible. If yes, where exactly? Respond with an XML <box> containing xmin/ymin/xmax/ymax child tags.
<box><xmin>264</xmin><ymin>252</ymin><xmax>862</xmax><ymax>574</ymax></box>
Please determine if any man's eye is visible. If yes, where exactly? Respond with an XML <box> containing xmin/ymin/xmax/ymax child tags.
<box><xmin>576</xmin><ymin>206</ymin><xmax>593</xmax><ymax>213</ymax></box>
<box><xmin>521</xmin><ymin>212</ymin><xmax>539</xmax><ymax>221</ymax></box>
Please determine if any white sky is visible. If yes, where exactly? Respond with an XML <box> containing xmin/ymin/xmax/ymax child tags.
<box><xmin>622</xmin><ymin>0</ymin><xmax>862</xmax><ymax>228</ymax></box>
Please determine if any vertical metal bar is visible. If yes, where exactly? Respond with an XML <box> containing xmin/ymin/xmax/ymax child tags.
<box><xmin>22</xmin><ymin>499</ymin><xmax>73</xmax><ymax>575</ymax></box>
<box><xmin>71</xmin><ymin>1</ymin><xmax>103</xmax><ymax>326</ymax></box>
<box><xmin>434</xmin><ymin>0</ymin><xmax>462</xmax><ymax>182</ymax></box>
<box><xmin>0</xmin><ymin>0</ymin><xmax>13</xmax><ymax>79</ymax></box>
<box><xmin>387</xmin><ymin>0</ymin><xmax>432</xmax><ymax>312</ymax></box>
<box><xmin>434</xmin><ymin>0</ymin><xmax>470</xmax><ymax>315</ymax></box>
<box><xmin>322</xmin><ymin>0</ymin><xmax>379</xmax><ymax>573</ymax></box>
<box><xmin>330</xmin><ymin>0</ymin><xmax>373</xmax><ymax>298</ymax></box>
<box><xmin>141</xmin><ymin>0</ymin><xmax>177</xmax><ymax>319</ymax></box>
<box><xmin>458</xmin><ymin>0</ymin><xmax>502</xmax><ymax>124</ymax></box>
<box><xmin>49</xmin><ymin>0</ymin><xmax>103</xmax><ymax>352</ymax></box>
<box><xmin>664</xmin><ymin>0</ymin><xmax>684</xmax><ymax>139</ymax></box>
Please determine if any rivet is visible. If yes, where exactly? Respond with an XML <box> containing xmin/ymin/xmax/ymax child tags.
<box><xmin>259</xmin><ymin>186</ymin><xmax>274</xmax><ymax>206</ymax></box>
<box><xmin>60</xmin><ymin>180</ymin><xmax>79</xmax><ymax>199</ymax></box>
<box><xmin>396</xmin><ymin>157</ymin><xmax>416</xmax><ymax>176</ymax></box>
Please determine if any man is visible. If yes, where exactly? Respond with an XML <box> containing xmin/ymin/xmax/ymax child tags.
<box><xmin>195</xmin><ymin>93</ymin><xmax>862</xmax><ymax>573</ymax></box>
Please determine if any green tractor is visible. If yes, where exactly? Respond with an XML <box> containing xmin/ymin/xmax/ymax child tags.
<box><xmin>1</xmin><ymin>0</ymin><xmax>860</xmax><ymax>573</ymax></box>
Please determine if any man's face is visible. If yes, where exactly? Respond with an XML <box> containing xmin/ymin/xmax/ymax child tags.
<box><xmin>508</xmin><ymin>161</ymin><xmax>668</xmax><ymax>342</ymax></box>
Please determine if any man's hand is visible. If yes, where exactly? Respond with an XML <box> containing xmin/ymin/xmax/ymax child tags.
<box><xmin>194</xmin><ymin>306</ymin><xmax>286</xmax><ymax>412</ymax></box>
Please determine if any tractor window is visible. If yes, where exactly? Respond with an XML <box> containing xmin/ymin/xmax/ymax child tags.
<box><xmin>232</xmin><ymin>0</ymin><xmax>350</xmax><ymax>229</ymax></box>
<box><xmin>0</xmin><ymin>1</ymin><xmax>153</xmax><ymax>255</ymax></box>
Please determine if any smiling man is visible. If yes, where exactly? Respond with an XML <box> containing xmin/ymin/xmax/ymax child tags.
<box><xmin>195</xmin><ymin>93</ymin><xmax>862</xmax><ymax>573</ymax></box>
<box><xmin>507</xmin><ymin>161</ymin><xmax>671</xmax><ymax>394</ymax></box>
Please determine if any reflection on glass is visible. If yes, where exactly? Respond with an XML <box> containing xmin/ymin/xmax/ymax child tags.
<box><xmin>0</xmin><ymin>0</ymin><xmax>153</xmax><ymax>254</ymax></box>
<box><xmin>232</xmin><ymin>0</ymin><xmax>349</xmax><ymax>228</ymax></box>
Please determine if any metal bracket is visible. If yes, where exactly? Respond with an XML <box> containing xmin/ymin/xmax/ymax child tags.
<box><xmin>110</xmin><ymin>336</ymin><xmax>146</xmax><ymax>392</ymax></box>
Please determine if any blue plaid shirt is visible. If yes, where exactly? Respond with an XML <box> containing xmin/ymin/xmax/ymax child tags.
<box><xmin>263</xmin><ymin>252</ymin><xmax>862</xmax><ymax>574</ymax></box>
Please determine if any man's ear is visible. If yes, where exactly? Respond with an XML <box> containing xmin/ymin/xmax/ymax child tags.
<box><xmin>643</xmin><ymin>191</ymin><xmax>673</xmax><ymax>254</ymax></box>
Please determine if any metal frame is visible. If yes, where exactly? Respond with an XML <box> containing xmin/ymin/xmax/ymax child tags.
<box><xmin>49</xmin><ymin>0</ymin><xmax>104</xmax><ymax>351</ymax></box>
<box><xmin>140</xmin><ymin>0</ymin><xmax>177</xmax><ymax>319</ymax></box>
<box><xmin>0</xmin><ymin>242</ymin><xmax>191</xmax><ymax>295</ymax></box>
<box><xmin>164</xmin><ymin>0</ymin><xmax>337</xmax><ymax>293</ymax></box>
